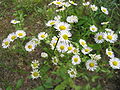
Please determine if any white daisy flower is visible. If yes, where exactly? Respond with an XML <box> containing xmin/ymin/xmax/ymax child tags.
<box><xmin>25</xmin><ymin>42</ymin><xmax>35</xmax><ymax>52</ymax></box>
<box><xmin>67</xmin><ymin>43</ymin><xmax>74</xmax><ymax>53</ymax></box>
<box><xmin>46</xmin><ymin>20</ymin><xmax>58</xmax><ymax>27</ymax></box>
<box><xmin>79</xmin><ymin>39</ymin><xmax>87</xmax><ymax>47</ymax></box>
<box><xmin>38</xmin><ymin>32</ymin><xmax>48</xmax><ymax>40</ymax></box>
<box><xmin>105</xmin><ymin>28</ymin><xmax>114</xmax><ymax>33</ymax></box>
<box><xmin>86</xmin><ymin>60</ymin><xmax>98</xmax><ymax>71</ymax></box>
<box><xmin>2</xmin><ymin>38</ymin><xmax>10</xmax><ymax>48</ymax></box>
<box><xmin>72</xmin><ymin>48</ymin><xmax>79</xmax><ymax>55</ymax></box>
<box><xmin>66</xmin><ymin>15</ymin><xmax>78</xmax><ymax>23</ymax></box>
<box><xmin>56</xmin><ymin>42</ymin><xmax>67</xmax><ymax>53</ymax></box>
<box><xmin>83</xmin><ymin>2</ymin><xmax>90</xmax><ymax>6</ymax></box>
<box><xmin>50</xmin><ymin>36</ymin><xmax>59</xmax><ymax>50</ymax></box>
<box><xmin>81</xmin><ymin>47</ymin><xmax>92</xmax><ymax>55</ymax></box>
<box><xmin>90</xmin><ymin>5</ymin><xmax>98</xmax><ymax>11</ymax></box>
<box><xmin>90</xmin><ymin>25</ymin><xmax>98</xmax><ymax>32</ymax></box>
<box><xmin>72</xmin><ymin>55</ymin><xmax>81</xmax><ymax>65</ymax></box>
<box><xmin>68</xmin><ymin>68</ymin><xmax>77</xmax><ymax>78</ymax></box>
<box><xmin>89</xmin><ymin>54</ymin><xmax>101</xmax><ymax>60</ymax></box>
<box><xmin>31</xmin><ymin>60</ymin><xmax>39</xmax><ymax>69</ymax></box>
<box><xmin>101</xmin><ymin>21</ymin><xmax>109</xmax><ymax>25</ymax></box>
<box><xmin>104</xmin><ymin>32</ymin><xmax>118</xmax><ymax>43</ymax></box>
<box><xmin>106</xmin><ymin>48</ymin><xmax>114</xmax><ymax>58</ymax></box>
<box><xmin>30</xmin><ymin>38</ymin><xmax>40</xmax><ymax>46</ymax></box>
<box><xmin>41</xmin><ymin>52</ymin><xmax>48</xmax><ymax>58</ymax></box>
<box><xmin>31</xmin><ymin>69</ymin><xmax>41</xmax><ymax>79</ymax></box>
<box><xmin>56</xmin><ymin>6</ymin><xmax>66</xmax><ymax>12</ymax></box>
<box><xmin>16</xmin><ymin>30</ymin><xmax>26</xmax><ymax>38</ymax></box>
<box><xmin>7</xmin><ymin>32</ymin><xmax>17</xmax><ymax>42</ymax></box>
<box><xmin>101</xmin><ymin>6</ymin><xmax>109</xmax><ymax>15</ymax></box>
<box><xmin>54</xmin><ymin>22</ymin><xmax>71</xmax><ymax>31</ymax></box>
<box><xmin>59</xmin><ymin>31</ymin><xmax>72</xmax><ymax>41</ymax></box>
<box><xmin>10</xmin><ymin>19</ymin><xmax>20</xmax><ymax>24</ymax></box>
<box><xmin>52</xmin><ymin>57</ymin><xmax>59</xmax><ymax>65</ymax></box>
<box><xmin>60</xmin><ymin>54</ymin><xmax>64</xmax><ymax>57</ymax></box>
<box><xmin>53</xmin><ymin>1</ymin><xmax>63</xmax><ymax>7</ymax></box>
<box><xmin>94</xmin><ymin>32</ymin><xmax>104</xmax><ymax>43</ymax></box>
<box><xmin>69</xmin><ymin>0</ymin><xmax>77</xmax><ymax>5</ymax></box>
<box><xmin>109</xmin><ymin>57</ymin><xmax>120</xmax><ymax>69</ymax></box>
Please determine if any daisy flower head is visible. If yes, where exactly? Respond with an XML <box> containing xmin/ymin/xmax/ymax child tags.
<box><xmin>83</xmin><ymin>2</ymin><xmax>90</xmax><ymax>6</ymax></box>
<box><xmin>66</xmin><ymin>15</ymin><xmax>78</xmax><ymax>23</ymax></box>
<box><xmin>86</xmin><ymin>60</ymin><xmax>98</xmax><ymax>71</ymax></box>
<box><xmin>30</xmin><ymin>38</ymin><xmax>40</xmax><ymax>46</ymax></box>
<box><xmin>90</xmin><ymin>5</ymin><xmax>98</xmax><ymax>11</ymax></box>
<box><xmin>105</xmin><ymin>28</ymin><xmax>114</xmax><ymax>33</ymax></box>
<box><xmin>53</xmin><ymin>0</ymin><xmax>64</xmax><ymax>7</ymax></box>
<box><xmin>101</xmin><ymin>6</ymin><xmax>109</xmax><ymax>15</ymax></box>
<box><xmin>56</xmin><ymin>42</ymin><xmax>68</xmax><ymax>53</ymax></box>
<box><xmin>68</xmin><ymin>68</ymin><xmax>77</xmax><ymax>78</ymax></box>
<box><xmin>54</xmin><ymin>22</ymin><xmax>71</xmax><ymax>31</ymax></box>
<box><xmin>104</xmin><ymin>32</ymin><xmax>118</xmax><ymax>43</ymax></box>
<box><xmin>25</xmin><ymin>42</ymin><xmax>36</xmax><ymax>52</ymax></box>
<box><xmin>16</xmin><ymin>30</ymin><xmax>26</xmax><ymax>38</ymax></box>
<box><xmin>59</xmin><ymin>31</ymin><xmax>72</xmax><ymax>41</ymax></box>
<box><xmin>31</xmin><ymin>69</ymin><xmax>41</xmax><ymax>79</ymax></box>
<box><xmin>72</xmin><ymin>55</ymin><xmax>81</xmax><ymax>65</ymax></box>
<box><xmin>2</xmin><ymin>38</ymin><xmax>10</xmax><ymax>48</ymax></box>
<box><xmin>52</xmin><ymin>57</ymin><xmax>59</xmax><ymax>65</ymax></box>
<box><xmin>72</xmin><ymin>48</ymin><xmax>79</xmax><ymax>55</ymax></box>
<box><xmin>10</xmin><ymin>19</ymin><xmax>20</xmax><ymax>24</ymax></box>
<box><xmin>38</xmin><ymin>32</ymin><xmax>48</xmax><ymax>40</ymax></box>
<box><xmin>101</xmin><ymin>21</ymin><xmax>109</xmax><ymax>25</ymax></box>
<box><xmin>41</xmin><ymin>52</ymin><xmax>48</xmax><ymax>58</ymax></box>
<box><xmin>67</xmin><ymin>43</ymin><xmax>74</xmax><ymax>53</ymax></box>
<box><xmin>90</xmin><ymin>25</ymin><xmax>98</xmax><ymax>32</ymax></box>
<box><xmin>31</xmin><ymin>60</ymin><xmax>39</xmax><ymax>69</ymax></box>
<box><xmin>94</xmin><ymin>32</ymin><xmax>104</xmax><ymax>44</ymax></box>
<box><xmin>81</xmin><ymin>47</ymin><xmax>92</xmax><ymax>55</ymax></box>
<box><xmin>89</xmin><ymin>54</ymin><xmax>101</xmax><ymax>60</ymax></box>
<box><xmin>79</xmin><ymin>39</ymin><xmax>87</xmax><ymax>47</ymax></box>
<box><xmin>106</xmin><ymin>48</ymin><xmax>114</xmax><ymax>58</ymax></box>
<box><xmin>109</xmin><ymin>57</ymin><xmax>120</xmax><ymax>69</ymax></box>
<box><xmin>69</xmin><ymin>0</ymin><xmax>77</xmax><ymax>5</ymax></box>
<box><xmin>7</xmin><ymin>32</ymin><xmax>17</xmax><ymax>42</ymax></box>
<box><xmin>46</xmin><ymin>20</ymin><xmax>58</xmax><ymax>27</ymax></box>
<box><xmin>54</xmin><ymin>15</ymin><xmax>61</xmax><ymax>21</ymax></box>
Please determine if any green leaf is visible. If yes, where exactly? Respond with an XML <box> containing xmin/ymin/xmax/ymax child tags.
<box><xmin>6</xmin><ymin>86</ymin><xmax>12</xmax><ymax>90</ymax></box>
<box><xmin>55</xmin><ymin>80</ymin><xmax>67</xmax><ymax>90</ymax></box>
<box><xmin>33</xmin><ymin>86</ymin><xmax>44</xmax><ymax>90</ymax></box>
<box><xmin>16</xmin><ymin>79</ymin><xmax>24</xmax><ymax>89</ymax></box>
<box><xmin>44</xmin><ymin>78</ymin><xmax>53</xmax><ymax>88</ymax></box>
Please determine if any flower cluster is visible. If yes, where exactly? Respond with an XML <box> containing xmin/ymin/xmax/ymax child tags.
<box><xmin>2</xmin><ymin>30</ymin><xmax>26</xmax><ymax>48</ymax></box>
<box><xmin>31</xmin><ymin>60</ymin><xmax>41</xmax><ymax>79</ymax></box>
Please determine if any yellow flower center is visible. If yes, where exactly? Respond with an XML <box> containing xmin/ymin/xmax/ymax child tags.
<box><xmin>18</xmin><ymin>33</ymin><xmax>23</xmax><ymax>36</ymax></box>
<box><xmin>103</xmin><ymin>9</ymin><xmax>106</xmax><ymax>12</ymax></box>
<box><xmin>50</xmin><ymin>22</ymin><xmax>55</xmax><ymax>25</ymax></box>
<box><xmin>98</xmin><ymin>35</ymin><xmax>103</xmax><ymax>40</ymax></box>
<box><xmin>60</xmin><ymin>45</ymin><xmax>65</xmax><ymax>50</ymax></box>
<box><xmin>74</xmin><ymin>58</ymin><xmax>78</xmax><ymax>62</ymax></box>
<box><xmin>11</xmin><ymin>36</ymin><xmax>16</xmax><ymax>40</ymax></box>
<box><xmin>107</xmin><ymin>35</ymin><xmax>112</xmax><ymax>40</ymax></box>
<box><xmin>4</xmin><ymin>41</ymin><xmax>9</xmax><ymax>45</ymax></box>
<box><xmin>85</xmin><ymin>49</ymin><xmax>89</xmax><ymax>52</ymax></box>
<box><xmin>92</xmin><ymin>28</ymin><xmax>95</xmax><ymax>31</ymax></box>
<box><xmin>59</xmin><ymin>26</ymin><xmax>66</xmax><ymax>30</ymax></box>
<box><xmin>62</xmin><ymin>34</ymin><xmax>68</xmax><ymax>40</ymax></box>
<box><xmin>112</xmin><ymin>61</ymin><xmax>118</xmax><ymax>66</ymax></box>
<box><xmin>41</xmin><ymin>34</ymin><xmax>45</xmax><ymax>38</ymax></box>
<box><xmin>70</xmin><ymin>71</ymin><xmax>75</xmax><ymax>75</ymax></box>
<box><xmin>33</xmin><ymin>63</ymin><xmax>38</xmax><ymax>68</ymax></box>
<box><xmin>28</xmin><ymin>45</ymin><xmax>32</xmax><ymax>49</ymax></box>
<box><xmin>89</xmin><ymin>63</ymin><xmax>95</xmax><ymax>67</ymax></box>
<box><xmin>108</xmin><ymin>52</ymin><xmax>112</xmax><ymax>55</ymax></box>
<box><xmin>53</xmin><ymin>43</ymin><xmax>56</xmax><ymax>46</ymax></box>
<box><xmin>73</xmin><ymin>49</ymin><xmax>77</xmax><ymax>53</ymax></box>
<box><xmin>81</xmin><ymin>42</ymin><xmax>86</xmax><ymax>45</ymax></box>
<box><xmin>71</xmin><ymin>1</ymin><xmax>75</xmax><ymax>4</ymax></box>
<box><xmin>68</xmin><ymin>46</ymin><xmax>72</xmax><ymax>50</ymax></box>
<box><xmin>56</xmin><ymin>1</ymin><xmax>62</xmax><ymax>5</ymax></box>
<box><xmin>33</xmin><ymin>72</ymin><xmax>39</xmax><ymax>77</ymax></box>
